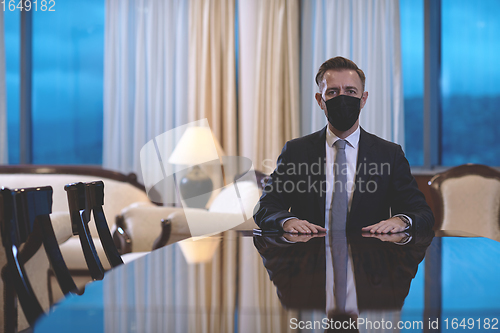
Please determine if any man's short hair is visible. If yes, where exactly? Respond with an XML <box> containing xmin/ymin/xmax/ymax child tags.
<box><xmin>315</xmin><ymin>56</ymin><xmax>366</xmax><ymax>90</ymax></box>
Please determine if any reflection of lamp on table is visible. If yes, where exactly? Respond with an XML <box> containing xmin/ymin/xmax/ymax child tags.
<box><xmin>168</xmin><ymin>127</ymin><xmax>225</xmax><ymax>209</ymax></box>
<box><xmin>178</xmin><ymin>236</ymin><xmax>221</xmax><ymax>264</ymax></box>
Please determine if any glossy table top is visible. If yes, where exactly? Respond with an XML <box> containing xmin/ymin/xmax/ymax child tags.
<box><xmin>35</xmin><ymin>230</ymin><xmax>500</xmax><ymax>333</ymax></box>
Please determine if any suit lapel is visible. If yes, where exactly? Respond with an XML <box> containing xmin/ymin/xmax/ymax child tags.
<box><xmin>308</xmin><ymin>126</ymin><xmax>327</xmax><ymax>226</ymax></box>
<box><xmin>349</xmin><ymin>128</ymin><xmax>375</xmax><ymax>223</ymax></box>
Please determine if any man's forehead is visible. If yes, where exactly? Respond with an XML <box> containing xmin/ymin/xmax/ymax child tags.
<box><xmin>321</xmin><ymin>69</ymin><xmax>363</xmax><ymax>89</ymax></box>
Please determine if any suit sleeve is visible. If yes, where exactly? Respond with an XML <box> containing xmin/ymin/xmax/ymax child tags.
<box><xmin>253</xmin><ymin>142</ymin><xmax>297</xmax><ymax>230</ymax></box>
<box><xmin>389</xmin><ymin>145</ymin><xmax>435</xmax><ymax>231</ymax></box>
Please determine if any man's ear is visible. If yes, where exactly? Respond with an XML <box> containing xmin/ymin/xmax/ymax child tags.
<box><xmin>315</xmin><ymin>92</ymin><xmax>324</xmax><ymax>109</ymax></box>
<box><xmin>360</xmin><ymin>91</ymin><xmax>369</xmax><ymax>109</ymax></box>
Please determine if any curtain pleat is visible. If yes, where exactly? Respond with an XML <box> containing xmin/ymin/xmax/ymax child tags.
<box><xmin>251</xmin><ymin>0</ymin><xmax>300</xmax><ymax>171</ymax></box>
<box><xmin>103</xmin><ymin>0</ymin><xmax>189</xmax><ymax>182</ymax></box>
<box><xmin>188</xmin><ymin>0</ymin><xmax>237</xmax><ymax>156</ymax></box>
<box><xmin>0</xmin><ymin>9</ymin><xmax>7</xmax><ymax>164</ymax></box>
<box><xmin>301</xmin><ymin>0</ymin><xmax>404</xmax><ymax>147</ymax></box>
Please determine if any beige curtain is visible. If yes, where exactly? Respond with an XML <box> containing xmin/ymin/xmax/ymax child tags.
<box><xmin>188</xmin><ymin>0</ymin><xmax>237</xmax><ymax>156</ymax></box>
<box><xmin>300</xmin><ymin>0</ymin><xmax>404</xmax><ymax>146</ymax></box>
<box><xmin>103</xmin><ymin>0</ymin><xmax>189</xmax><ymax>183</ymax></box>
<box><xmin>251</xmin><ymin>0</ymin><xmax>300</xmax><ymax>171</ymax></box>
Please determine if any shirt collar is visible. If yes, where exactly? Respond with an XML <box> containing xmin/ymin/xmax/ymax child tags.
<box><xmin>326</xmin><ymin>125</ymin><xmax>360</xmax><ymax>149</ymax></box>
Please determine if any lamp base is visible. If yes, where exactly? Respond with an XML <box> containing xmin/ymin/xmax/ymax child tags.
<box><xmin>179</xmin><ymin>166</ymin><xmax>213</xmax><ymax>209</ymax></box>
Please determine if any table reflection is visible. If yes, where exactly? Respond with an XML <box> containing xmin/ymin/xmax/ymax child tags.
<box><xmin>255</xmin><ymin>229</ymin><xmax>433</xmax><ymax>326</ymax></box>
<box><xmin>35</xmin><ymin>228</ymin><xmax>500</xmax><ymax>333</ymax></box>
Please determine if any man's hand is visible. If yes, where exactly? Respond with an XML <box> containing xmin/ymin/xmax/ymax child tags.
<box><xmin>283</xmin><ymin>218</ymin><xmax>326</xmax><ymax>234</ymax></box>
<box><xmin>283</xmin><ymin>233</ymin><xmax>326</xmax><ymax>243</ymax></box>
<box><xmin>361</xmin><ymin>217</ymin><xmax>406</xmax><ymax>234</ymax></box>
<box><xmin>362</xmin><ymin>232</ymin><xmax>407</xmax><ymax>243</ymax></box>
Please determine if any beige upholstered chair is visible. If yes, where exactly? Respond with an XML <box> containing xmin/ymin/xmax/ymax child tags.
<box><xmin>429</xmin><ymin>164</ymin><xmax>500</xmax><ymax>242</ymax></box>
<box><xmin>116</xmin><ymin>172</ymin><xmax>268</xmax><ymax>252</ymax></box>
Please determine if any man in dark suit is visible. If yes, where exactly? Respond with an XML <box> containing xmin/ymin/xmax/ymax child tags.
<box><xmin>254</xmin><ymin>57</ymin><xmax>434</xmax><ymax>233</ymax></box>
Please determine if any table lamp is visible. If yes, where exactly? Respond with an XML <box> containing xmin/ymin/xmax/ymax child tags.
<box><xmin>168</xmin><ymin>127</ymin><xmax>225</xmax><ymax>208</ymax></box>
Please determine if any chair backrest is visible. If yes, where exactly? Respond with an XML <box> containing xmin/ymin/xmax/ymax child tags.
<box><xmin>429</xmin><ymin>164</ymin><xmax>500</xmax><ymax>241</ymax></box>
<box><xmin>0</xmin><ymin>186</ymin><xmax>78</xmax><ymax>328</ymax></box>
<box><xmin>65</xmin><ymin>181</ymin><xmax>123</xmax><ymax>281</ymax></box>
<box><xmin>0</xmin><ymin>165</ymin><xmax>154</xmax><ymax>238</ymax></box>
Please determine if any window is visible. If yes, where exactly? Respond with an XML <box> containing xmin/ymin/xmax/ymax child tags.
<box><xmin>4</xmin><ymin>0</ymin><xmax>105</xmax><ymax>164</ymax></box>
<box><xmin>5</xmin><ymin>10</ymin><xmax>20</xmax><ymax>164</ymax></box>
<box><xmin>401</xmin><ymin>0</ymin><xmax>500</xmax><ymax>167</ymax></box>
<box><xmin>400</xmin><ymin>0</ymin><xmax>424</xmax><ymax>167</ymax></box>
<box><xmin>441</xmin><ymin>0</ymin><xmax>500</xmax><ymax>166</ymax></box>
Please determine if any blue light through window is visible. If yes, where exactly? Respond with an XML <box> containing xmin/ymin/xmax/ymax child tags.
<box><xmin>4</xmin><ymin>0</ymin><xmax>104</xmax><ymax>165</ymax></box>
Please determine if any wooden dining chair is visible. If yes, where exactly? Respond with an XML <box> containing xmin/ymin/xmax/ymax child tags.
<box><xmin>429</xmin><ymin>164</ymin><xmax>500</xmax><ymax>241</ymax></box>
<box><xmin>65</xmin><ymin>181</ymin><xmax>123</xmax><ymax>281</ymax></box>
<box><xmin>0</xmin><ymin>186</ymin><xmax>79</xmax><ymax>330</ymax></box>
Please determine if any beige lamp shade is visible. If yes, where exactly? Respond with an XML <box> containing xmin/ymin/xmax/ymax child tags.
<box><xmin>168</xmin><ymin>127</ymin><xmax>225</xmax><ymax>166</ymax></box>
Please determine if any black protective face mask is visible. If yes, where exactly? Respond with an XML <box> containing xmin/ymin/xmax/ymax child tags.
<box><xmin>324</xmin><ymin>95</ymin><xmax>362</xmax><ymax>131</ymax></box>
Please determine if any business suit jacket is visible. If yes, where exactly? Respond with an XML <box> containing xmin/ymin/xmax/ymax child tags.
<box><xmin>254</xmin><ymin>126</ymin><xmax>434</xmax><ymax>231</ymax></box>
